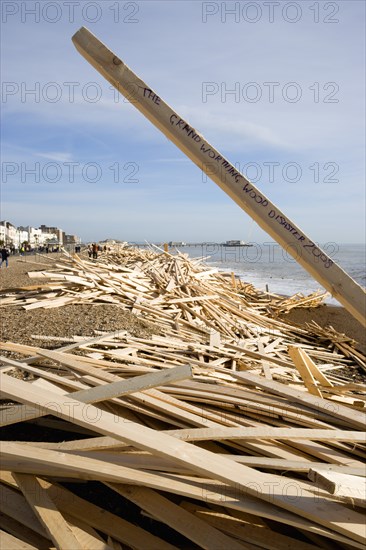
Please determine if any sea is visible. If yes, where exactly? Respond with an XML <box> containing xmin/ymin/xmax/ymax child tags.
<box><xmin>173</xmin><ymin>243</ymin><xmax>366</xmax><ymax>305</ymax></box>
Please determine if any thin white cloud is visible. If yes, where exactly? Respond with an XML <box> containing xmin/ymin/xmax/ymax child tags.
<box><xmin>35</xmin><ymin>151</ymin><xmax>74</xmax><ymax>162</ymax></box>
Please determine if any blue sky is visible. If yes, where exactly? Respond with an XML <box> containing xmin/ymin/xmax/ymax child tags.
<box><xmin>1</xmin><ymin>0</ymin><xmax>365</xmax><ymax>243</ymax></box>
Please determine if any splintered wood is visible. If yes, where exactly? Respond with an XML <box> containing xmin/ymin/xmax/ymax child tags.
<box><xmin>0</xmin><ymin>246</ymin><xmax>365</xmax><ymax>549</ymax></box>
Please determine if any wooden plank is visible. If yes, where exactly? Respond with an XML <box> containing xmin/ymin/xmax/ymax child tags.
<box><xmin>1</xmin><ymin>375</ymin><xmax>366</xmax><ymax>544</ymax></box>
<box><xmin>110</xmin><ymin>484</ymin><xmax>249</xmax><ymax>550</ymax></box>
<box><xmin>106</xmin><ymin>482</ymin><xmax>365</xmax><ymax>550</ymax></box>
<box><xmin>0</xmin><ymin>358</ymin><xmax>91</xmax><ymax>427</ymax></box>
<box><xmin>0</xmin><ymin>358</ymin><xmax>192</xmax><ymax>427</ymax></box>
<box><xmin>72</xmin><ymin>26</ymin><xmax>366</xmax><ymax>325</ymax></box>
<box><xmin>34</xmin><ymin>349</ymin><xmax>233</xmax><ymax>428</ymax></box>
<box><xmin>1</xmin><ymin>471</ymin><xmax>177</xmax><ymax>550</ymax></box>
<box><xmin>162</xmin><ymin>385</ymin><xmax>342</xmax><ymax>429</ymax></box>
<box><xmin>26</xmin><ymin>436</ymin><xmax>132</xmax><ymax>452</ymax></box>
<box><xmin>164</xmin><ymin>427</ymin><xmax>365</xmax><ymax>443</ymax></box>
<box><xmin>1</xmin><ymin>458</ymin><xmax>364</xmax><ymax>549</ymax></box>
<box><xmin>166</xmin><ymin>380</ymin><xmax>337</xmax><ymax>425</ymax></box>
<box><xmin>288</xmin><ymin>346</ymin><xmax>323</xmax><ymax>397</ymax></box>
<box><xmin>0</xmin><ymin>530</ymin><xmax>38</xmax><ymax>550</ymax></box>
<box><xmin>0</xmin><ymin>357</ymin><xmax>88</xmax><ymax>390</ymax></box>
<box><xmin>184</xmin><ymin>501</ymin><xmax>268</xmax><ymax>529</ymax></box>
<box><xmin>166</xmin><ymin>294</ymin><xmax>219</xmax><ymax>304</ymax></box>
<box><xmin>209</xmin><ymin>330</ymin><xmax>221</xmax><ymax>348</ymax></box>
<box><xmin>38</xmin><ymin>479</ymin><xmax>178</xmax><ymax>550</ymax></box>
<box><xmin>0</xmin><ymin>484</ymin><xmax>50</xmax><ymax>539</ymax></box>
<box><xmin>13</xmin><ymin>474</ymin><xmax>84</xmax><ymax>550</ymax></box>
<box><xmin>284</xmin><ymin>439</ymin><xmax>366</xmax><ymax>468</ymax></box>
<box><xmin>70</xmin><ymin>363</ymin><xmax>192</xmax><ymax>404</ymax></box>
<box><xmin>107</xmin><ymin>537</ymin><xmax>124</xmax><ymax>550</ymax></box>
<box><xmin>228</xmin><ymin>369</ymin><xmax>366</xmax><ymax>430</ymax></box>
<box><xmin>297</xmin><ymin>348</ymin><xmax>334</xmax><ymax>388</ymax></box>
<box><xmin>5</xmin><ymin>378</ymin><xmax>360</xmax><ymax>476</ymax></box>
<box><xmin>182</xmin><ymin>504</ymin><xmax>319</xmax><ymax>550</ymax></box>
<box><xmin>309</xmin><ymin>469</ymin><xmax>366</xmax><ymax>507</ymax></box>
<box><xmin>220</xmin><ymin>457</ymin><xmax>366</xmax><ymax>475</ymax></box>
<box><xmin>0</xmin><ymin>513</ymin><xmax>52</xmax><ymax>550</ymax></box>
<box><xmin>231</xmin><ymin>272</ymin><xmax>237</xmax><ymax>290</ymax></box>
<box><xmin>61</xmin><ymin>515</ymin><xmax>113</xmax><ymax>550</ymax></box>
<box><xmin>60</xmin><ymin>450</ymin><xmax>366</xmax><ymax>477</ymax></box>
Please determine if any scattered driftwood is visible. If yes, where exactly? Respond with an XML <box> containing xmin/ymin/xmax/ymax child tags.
<box><xmin>0</xmin><ymin>247</ymin><xmax>365</xmax><ymax>549</ymax></box>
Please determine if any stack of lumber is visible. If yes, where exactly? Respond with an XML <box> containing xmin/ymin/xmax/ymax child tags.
<box><xmin>1</xmin><ymin>247</ymin><xmax>365</xmax><ymax>549</ymax></box>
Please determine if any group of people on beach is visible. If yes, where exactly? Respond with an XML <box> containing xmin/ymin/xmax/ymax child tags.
<box><xmin>88</xmin><ymin>243</ymin><xmax>99</xmax><ymax>260</ymax></box>
<box><xmin>88</xmin><ymin>243</ymin><xmax>110</xmax><ymax>260</ymax></box>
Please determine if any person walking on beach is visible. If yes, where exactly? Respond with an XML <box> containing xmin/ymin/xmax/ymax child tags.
<box><xmin>0</xmin><ymin>247</ymin><xmax>10</xmax><ymax>268</ymax></box>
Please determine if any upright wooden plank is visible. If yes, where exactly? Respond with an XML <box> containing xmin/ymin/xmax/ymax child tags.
<box><xmin>288</xmin><ymin>346</ymin><xmax>323</xmax><ymax>397</ymax></box>
<box><xmin>296</xmin><ymin>348</ymin><xmax>334</xmax><ymax>388</ymax></box>
<box><xmin>72</xmin><ymin>26</ymin><xmax>366</xmax><ymax>326</ymax></box>
<box><xmin>1</xmin><ymin>375</ymin><xmax>366</xmax><ymax>544</ymax></box>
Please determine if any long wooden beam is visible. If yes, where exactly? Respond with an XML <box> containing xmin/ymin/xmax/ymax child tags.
<box><xmin>72</xmin><ymin>27</ymin><xmax>366</xmax><ymax>326</ymax></box>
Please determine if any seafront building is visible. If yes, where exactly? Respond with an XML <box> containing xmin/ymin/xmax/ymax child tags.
<box><xmin>0</xmin><ymin>220</ymin><xmax>80</xmax><ymax>250</ymax></box>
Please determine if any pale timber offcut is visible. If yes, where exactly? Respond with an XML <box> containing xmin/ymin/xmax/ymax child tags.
<box><xmin>72</xmin><ymin>27</ymin><xmax>366</xmax><ymax>326</ymax></box>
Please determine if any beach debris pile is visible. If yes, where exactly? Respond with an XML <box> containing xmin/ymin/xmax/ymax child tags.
<box><xmin>0</xmin><ymin>246</ymin><xmax>365</xmax><ymax>549</ymax></box>
<box><xmin>0</xmin><ymin>245</ymin><xmax>363</xmax><ymax>381</ymax></box>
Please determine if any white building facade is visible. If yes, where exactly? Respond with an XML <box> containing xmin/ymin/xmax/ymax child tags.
<box><xmin>0</xmin><ymin>221</ymin><xmax>79</xmax><ymax>250</ymax></box>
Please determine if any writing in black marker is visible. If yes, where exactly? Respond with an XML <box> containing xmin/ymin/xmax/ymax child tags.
<box><xmin>242</xmin><ymin>182</ymin><xmax>268</xmax><ymax>206</ymax></box>
<box><xmin>169</xmin><ymin>114</ymin><xmax>244</xmax><ymax>184</ymax></box>
<box><xmin>268</xmin><ymin>209</ymin><xmax>305</xmax><ymax>241</ymax></box>
<box><xmin>143</xmin><ymin>87</ymin><xmax>161</xmax><ymax>105</ymax></box>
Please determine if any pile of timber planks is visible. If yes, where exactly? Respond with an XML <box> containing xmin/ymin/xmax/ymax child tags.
<box><xmin>1</xmin><ymin>246</ymin><xmax>365</xmax><ymax>549</ymax></box>
<box><xmin>0</xmin><ymin>245</ymin><xmax>364</xmax><ymax>380</ymax></box>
